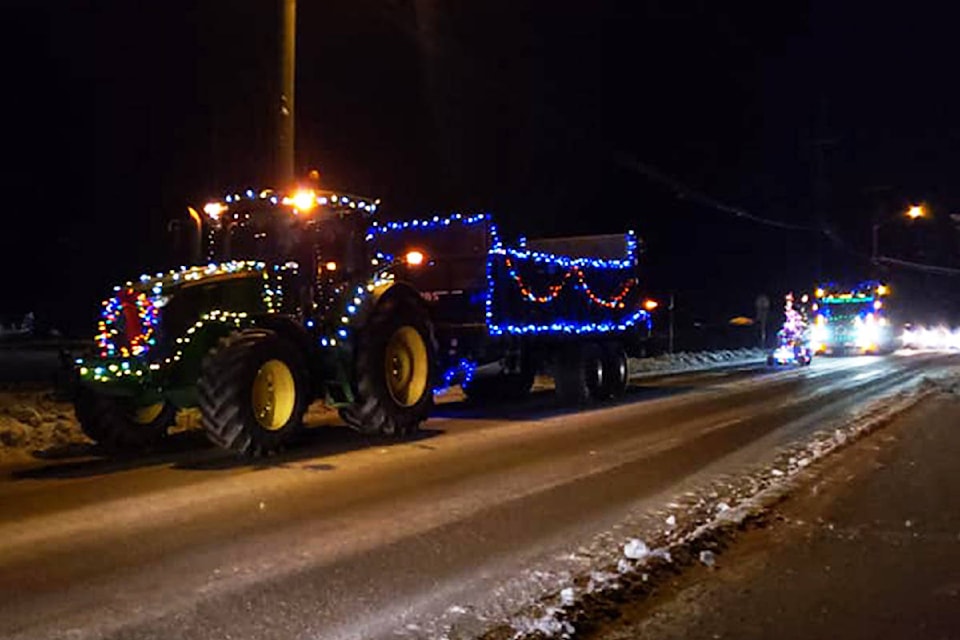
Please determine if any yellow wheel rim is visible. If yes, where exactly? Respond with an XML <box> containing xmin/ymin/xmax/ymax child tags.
<box><xmin>384</xmin><ymin>326</ymin><xmax>429</xmax><ymax>408</ymax></box>
<box><xmin>133</xmin><ymin>402</ymin><xmax>165</xmax><ymax>425</ymax></box>
<box><xmin>251</xmin><ymin>359</ymin><xmax>297</xmax><ymax>431</ymax></box>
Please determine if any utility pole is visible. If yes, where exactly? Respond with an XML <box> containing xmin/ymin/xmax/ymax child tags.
<box><xmin>668</xmin><ymin>293</ymin><xmax>675</xmax><ymax>354</ymax></box>
<box><xmin>278</xmin><ymin>0</ymin><xmax>296</xmax><ymax>186</ymax></box>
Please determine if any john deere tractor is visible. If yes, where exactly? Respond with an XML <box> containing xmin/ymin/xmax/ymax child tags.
<box><xmin>72</xmin><ymin>183</ymin><xmax>654</xmax><ymax>457</ymax></box>
<box><xmin>71</xmin><ymin>188</ymin><xmax>436</xmax><ymax>456</ymax></box>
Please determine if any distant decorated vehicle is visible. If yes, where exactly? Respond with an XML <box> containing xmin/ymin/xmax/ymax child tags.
<box><xmin>809</xmin><ymin>280</ymin><xmax>896</xmax><ymax>355</ymax></box>
<box><xmin>767</xmin><ymin>293</ymin><xmax>813</xmax><ymax>367</ymax></box>
<box><xmin>68</xmin><ymin>185</ymin><xmax>655</xmax><ymax>456</ymax></box>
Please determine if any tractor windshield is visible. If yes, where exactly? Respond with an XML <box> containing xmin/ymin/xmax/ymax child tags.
<box><xmin>205</xmin><ymin>204</ymin><xmax>303</xmax><ymax>263</ymax></box>
<box><xmin>205</xmin><ymin>203</ymin><xmax>369</xmax><ymax>276</ymax></box>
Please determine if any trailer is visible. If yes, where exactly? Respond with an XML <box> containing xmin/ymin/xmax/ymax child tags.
<box><xmin>368</xmin><ymin>213</ymin><xmax>651</xmax><ymax>404</ymax></box>
<box><xmin>68</xmin><ymin>187</ymin><xmax>653</xmax><ymax>456</ymax></box>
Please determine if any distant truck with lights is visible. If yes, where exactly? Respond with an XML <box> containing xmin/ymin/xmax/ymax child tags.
<box><xmin>809</xmin><ymin>281</ymin><xmax>896</xmax><ymax>355</ymax></box>
<box><xmin>68</xmin><ymin>186</ymin><xmax>654</xmax><ymax>456</ymax></box>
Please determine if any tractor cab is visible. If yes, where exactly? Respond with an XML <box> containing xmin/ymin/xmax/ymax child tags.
<box><xmin>198</xmin><ymin>189</ymin><xmax>380</xmax><ymax>281</ymax></box>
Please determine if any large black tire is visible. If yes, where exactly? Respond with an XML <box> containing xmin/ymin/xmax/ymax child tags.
<box><xmin>339</xmin><ymin>294</ymin><xmax>437</xmax><ymax>436</ymax></box>
<box><xmin>596</xmin><ymin>343</ymin><xmax>629</xmax><ymax>400</ymax></box>
<box><xmin>198</xmin><ymin>329</ymin><xmax>309</xmax><ymax>457</ymax></box>
<box><xmin>74</xmin><ymin>388</ymin><xmax>176</xmax><ymax>451</ymax></box>
<box><xmin>554</xmin><ymin>343</ymin><xmax>602</xmax><ymax>406</ymax></box>
<box><xmin>463</xmin><ymin>369</ymin><xmax>535</xmax><ymax>403</ymax></box>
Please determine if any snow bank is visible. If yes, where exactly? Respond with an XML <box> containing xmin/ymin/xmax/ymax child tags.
<box><xmin>0</xmin><ymin>389</ymin><xmax>211</xmax><ymax>461</ymax></box>
<box><xmin>0</xmin><ymin>389</ymin><xmax>85</xmax><ymax>457</ymax></box>
<box><xmin>629</xmin><ymin>348</ymin><xmax>765</xmax><ymax>377</ymax></box>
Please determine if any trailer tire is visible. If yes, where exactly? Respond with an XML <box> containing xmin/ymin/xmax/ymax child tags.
<box><xmin>463</xmin><ymin>369</ymin><xmax>535</xmax><ymax>403</ymax></box>
<box><xmin>596</xmin><ymin>343</ymin><xmax>629</xmax><ymax>400</ymax></box>
<box><xmin>340</xmin><ymin>294</ymin><xmax>437</xmax><ymax>436</ymax></box>
<box><xmin>199</xmin><ymin>329</ymin><xmax>309</xmax><ymax>457</ymax></box>
<box><xmin>74</xmin><ymin>389</ymin><xmax>175</xmax><ymax>452</ymax></box>
<box><xmin>555</xmin><ymin>343</ymin><xmax>601</xmax><ymax>405</ymax></box>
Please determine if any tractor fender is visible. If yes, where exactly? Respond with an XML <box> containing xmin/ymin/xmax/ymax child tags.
<box><xmin>373</xmin><ymin>280</ymin><xmax>424</xmax><ymax>308</ymax></box>
<box><xmin>159</xmin><ymin>316</ymin><xmax>255</xmax><ymax>390</ymax></box>
<box><xmin>249</xmin><ymin>314</ymin><xmax>314</xmax><ymax>356</ymax></box>
<box><xmin>355</xmin><ymin>280</ymin><xmax>428</xmax><ymax>326</ymax></box>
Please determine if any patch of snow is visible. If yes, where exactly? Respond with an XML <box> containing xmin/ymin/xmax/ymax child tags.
<box><xmin>586</xmin><ymin>570</ymin><xmax>618</xmax><ymax>593</ymax></box>
<box><xmin>559</xmin><ymin>587</ymin><xmax>575</xmax><ymax>606</ymax></box>
<box><xmin>623</xmin><ymin>538</ymin><xmax>649</xmax><ymax>560</ymax></box>
<box><xmin>699</xmin><ymin>550</ymin><xmax>717</xmax><ymax>567</ymax></box>
<box><xmin>649</xmin><ymin>548</ymin><xmax>672</xmax><ymax>563</ymax></box>
<box><xmin>665</xmin><ymin>514</ymin><xmax>676</xmax><ymax>527</ymax></box>
<box><xmin>511</xmin><ymin>608</ymin><xmax>574</xmax><ymax>639</ymax></box>
<box><xmin>629</xmin><ymin>348</ymin><xmax>765</xmax><ymax>378</ymax></box>
<box><xmin>716</xmin><ymin>501</ymin><xmax>731</xmax><ymax>513</ymax></box>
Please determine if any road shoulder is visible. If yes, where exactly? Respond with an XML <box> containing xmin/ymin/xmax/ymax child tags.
<box><xmin>588</xmin><ymin>389</ymin><xmax>960</xmax><ymax>640</ymax></box>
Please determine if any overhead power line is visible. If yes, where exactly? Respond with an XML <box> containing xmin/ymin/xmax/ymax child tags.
<box><xmin>877</xmin><ymin>256</ymin><xmax>960</xmax><ymax>277</ymax></box>
<box><xmin>617</xmin><ymin>155</ymin><xmax>822</xmax><ymax>233</ymax></box>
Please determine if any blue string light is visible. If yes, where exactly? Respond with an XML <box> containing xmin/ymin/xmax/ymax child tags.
<box><xmin>368</xmin><ymin>212</ymin><xmax>647</xmax><ymax>338</ymax></box>
<box><xmin>486</xmin><ymin>309</ymin><xmax>651</xmax><ymax>336</ymax></box>
<box><xmin>434</xmin><ymin>358</ymin><xmax>477</xmax><ymax>394</ymax></box>
<box><xmin>365</xmin><ymin>212</ymin><xmax>491</xmax><ymax>241</ymax></box>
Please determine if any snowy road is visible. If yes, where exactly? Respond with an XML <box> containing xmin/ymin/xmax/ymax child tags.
<box><xmin>0</xmin><ymin>352</ymin><xmax>955</xmax><ymax>640</ymax></box>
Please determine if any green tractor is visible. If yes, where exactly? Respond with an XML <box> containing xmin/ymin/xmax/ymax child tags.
<box><xmin>71</xmin><ymin>183</ymin><xmax>654</xmax><ymax>457</ymax></box>
<box><xmin>71</xmin><ymin>188</ymin><xmax>436</xmax><ymax>456</ymax></box>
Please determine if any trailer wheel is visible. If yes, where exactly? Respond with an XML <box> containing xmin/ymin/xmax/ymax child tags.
<box><xmin>74</xmin><ymin>389</ymin><xmax>175</xmax><ymax>451</ymax></box>
<box><xmin>340</xmin><ymin>295</ymin><xmax>437</xmax><ymax>436</ymax></box>
<box><xmin>596</xmin><ymin>343</ymin><xmax>629</xmax><ymax>400</ymax></box>
<box><xmin>463</xmin><ymin>369</ymin><xmax>535</xmax><ymax>403</ymax></box>
<box><xmin>555</xmin><ymin>343</ymin><xmax>601</xmax><ymax>406</ymax></box>
<box><xmin>198</xmin><ymin>329</ymin><xmax>309</xmax><ymax>457</ymax></box>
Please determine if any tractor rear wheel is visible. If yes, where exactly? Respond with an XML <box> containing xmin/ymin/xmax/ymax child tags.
<box><xmin>339</xmin><ymin>295</ymin><xmax>437</xmax><ymax>436</ymax></box>
<box><xmin>198</xmin><ymin>329</ymin><xmax>309</xmax><ymax>457</ymax></box>
<box><xmin>74</xmin><ymin>389</ymin><xmax>175</xmax><ymax>451</ymax></box>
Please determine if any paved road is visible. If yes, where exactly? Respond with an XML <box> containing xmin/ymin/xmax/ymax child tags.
<box><xmin>0</xmin><ymin>353</ymin><xmax>954</xmax><ymax>640</ymax></box>
<box><xmin>589</xmin><ymin>388</ymin><xmax>960</xmax><ymax>640</ymax></box>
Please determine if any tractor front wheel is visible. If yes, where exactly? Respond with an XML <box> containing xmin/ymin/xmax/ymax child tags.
<box><xmin>199</xmin><ymin>329</ymin><xmax>309</xmax><ymax>457</ymax></box>
<box><xmin>74</xmin><ymin>389</ymin><xmax>175</xmax><ymax>452</ymax></box>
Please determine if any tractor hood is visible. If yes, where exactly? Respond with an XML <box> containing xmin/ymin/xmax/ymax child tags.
<box><xmin>94</xmin><ymin>260</ymin><xmax>297</xmax><ymax>362</ymax></box>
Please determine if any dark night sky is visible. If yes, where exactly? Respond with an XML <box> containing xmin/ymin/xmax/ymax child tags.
<box><xmin>5</xmin><ymin>1</ymin><xmax>960</xmax><ymax>336</ymax></box>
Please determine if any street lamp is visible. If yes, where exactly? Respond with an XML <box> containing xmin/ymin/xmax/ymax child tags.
<box><xmin>872</xmin><ymin>204</ymin><xmax>926</xmax><ymax>263</ymax></box>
